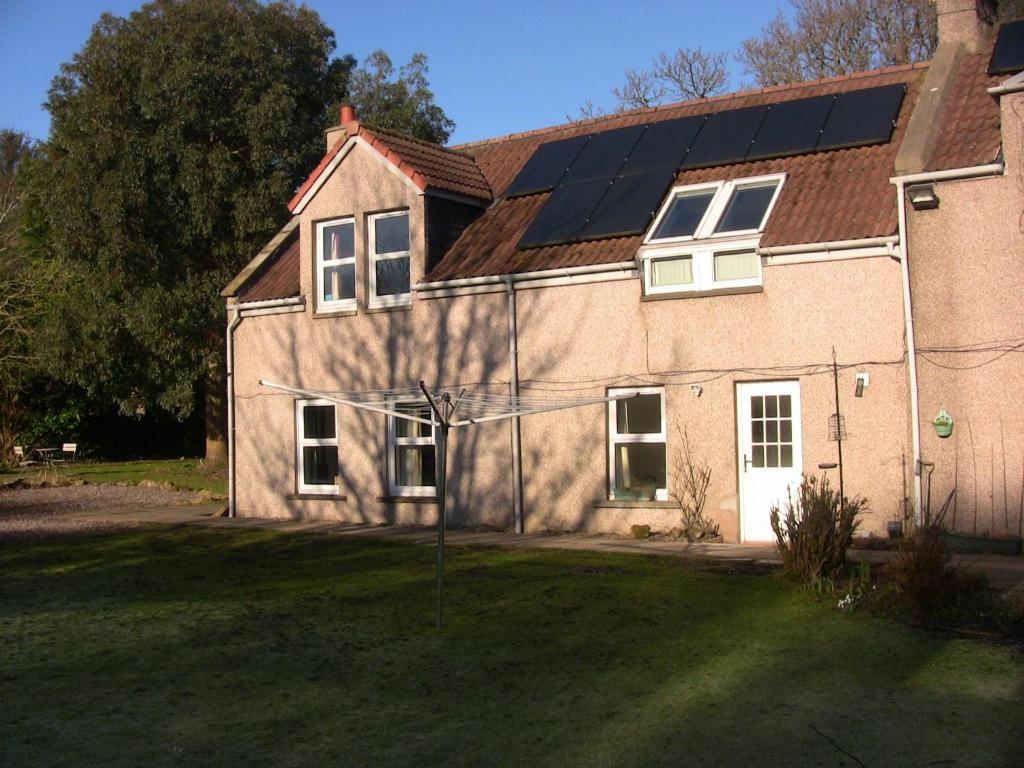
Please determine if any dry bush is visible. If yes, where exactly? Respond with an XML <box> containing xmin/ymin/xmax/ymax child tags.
<box><xmin>770</xmin><ymin>474</ymin><xmax>866</xmax><ymax>587</ymax></box>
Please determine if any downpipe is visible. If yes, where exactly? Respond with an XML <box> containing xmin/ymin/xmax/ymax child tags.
<box><xmin>226</xmin><ymin>303</ymin><xmax>242</xmax><ymax>518</ymax></box>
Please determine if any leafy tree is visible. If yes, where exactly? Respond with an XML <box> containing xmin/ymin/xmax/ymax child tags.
<box><xmin>33</xmin><ymin>0</ymin><xmax>352</xmax><ymax>464</ymax></box>
<box><xmin>347</xmin><ymin>50</ymin><xmax>455</xmax><ymax>144</ymax></box>
<box><xmin>739</xmin><ymin>0</ymin><xmax>938</xmax><ymax>87</ymax></box>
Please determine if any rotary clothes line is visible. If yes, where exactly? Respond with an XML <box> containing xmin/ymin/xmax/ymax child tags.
<box><xmin>260</xmin><ymin>379</ymin><xmax>636</xmax><ymax>627</ymax></box>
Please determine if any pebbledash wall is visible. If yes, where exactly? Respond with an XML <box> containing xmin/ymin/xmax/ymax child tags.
<box><xmin>906</xmin><ymin>91</ymin><xmax>1024</xmax><ymax>538</ymax></box>
<box><xmin>230</xmin><ymin>134</ymin><xmax>915</xmax><ymax>540</ymax></box>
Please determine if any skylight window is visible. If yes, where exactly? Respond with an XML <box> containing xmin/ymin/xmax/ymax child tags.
<box><xmin>641</xmin><ymin>174</ymin><xmax>784</xmax><ymax>296</ymax></box>
<box><xmin>651</xmin><ymin>189</ymin><xmax>716</xmax><ymax>239</ymax></box>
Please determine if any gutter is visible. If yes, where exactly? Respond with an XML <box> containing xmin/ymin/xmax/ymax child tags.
<box><xmin>988</xmin><ymin>71</ymin><xmax>1024</xmax><ymax>96</ymax></box>
<box><xmin>504</xmin><ymin>277</ymin><xmax>524</xmax><ymax>534</ymax></box>
<box><xmin>226</xmin><ymin>303</ymin><xmax>242</xmax><ymax>519</ymax></box>
<box><xmin>756</xmin><ymin>235</ymin><xmax>899</xmax><ymax>257</ymax></box>
<box><xmin>889</xmin><ymin>163</ymin><xmax>1004</xmax><ymax>185</ymax></box>
<box><xmin>414</xmin><ymin>260</ymin><xmax>638</xmax><ymax>293</ymax></box>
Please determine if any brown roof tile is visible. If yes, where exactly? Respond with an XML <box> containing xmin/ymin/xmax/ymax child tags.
<box><xmin>239</xmin><ymin>232</ymin><xmax>300</xmax><ymax>302</ymax></box>
<box><xmin>361</xmin><ymin>126</ymin><xmax>492</xmax><ymax>200</ymax></box>
<box><xmin>429</xmin><ymin>66</ymin><xmax>924</xmax><ymax>281</ymax></box>
<box><xmin>927</xmin><ymin>43</ymin><xmax>1003</xmax><ymax>171</ymax></box>
<box><xmin>288</xmin><ymin>122</ymin><xmax>492</xmax><ymax>213</ymax></box>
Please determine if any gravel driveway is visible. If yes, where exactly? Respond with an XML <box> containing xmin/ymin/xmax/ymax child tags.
<box><xmin>0</xmin><ymin>484</ymin><xmax>205</xmax><ymax>538</ymax></box>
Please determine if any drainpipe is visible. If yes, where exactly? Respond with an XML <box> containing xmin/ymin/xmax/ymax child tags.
<box><xmin>226</xmin><ymin>303</ymin><xmax>242</xmax><ymax>518</ymax></box>
<box><xmin>893</xmin><ymin>181</ymin><xmax>923</xmax><ymax>523</ymax></box>
<box><xmin>504</xmin><ymin>277</ymin><xmax>524</xmax><ymax>534</ymax></box>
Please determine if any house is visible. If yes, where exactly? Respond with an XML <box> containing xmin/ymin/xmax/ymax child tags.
<box><xmin>222</xmin><ymin>0</ymin><xmax>1023</xmax><ymax>543</ymax></box>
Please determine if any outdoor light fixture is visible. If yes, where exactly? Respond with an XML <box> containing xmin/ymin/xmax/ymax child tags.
<box><xmin>907</xmin><ymin>183</ymin><xmax>939</xmax><ymax>210</ymax></box>
<box><xmin>690</xmin><ymin>384</ymin><xmax>703</xmax><ymax>397</ymax></box>
<box><xmin>854</xmin><ymin>372</ymin><xmax>869</xmax><ymax>397</ymax></box>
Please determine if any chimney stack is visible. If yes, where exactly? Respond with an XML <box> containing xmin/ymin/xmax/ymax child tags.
<box><xmin>934</xmin><ymin>0</ymin><xmax>994</xmax><ymax>53</ymax></box>
<box><xmin>325</xmin><ymin>104</ymin><xmax>358</xmax><ymax>150</ymax></box>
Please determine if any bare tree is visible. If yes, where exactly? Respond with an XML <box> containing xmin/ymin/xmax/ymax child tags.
<box><xmin>613</xmin><ymin>68</ymin><xmax>664</xmax><ymax>110</ymax></box>
<box><xmin>652</xmin><ymin>47</ymin><xmax>729</xmax><ymax>100</ymax></box>
<box><xmin>739</xmin><ymin>0</ymin><xmax>938</xmax><ymax>87</ymax></box>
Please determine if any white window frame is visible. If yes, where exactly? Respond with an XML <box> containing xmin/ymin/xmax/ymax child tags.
<box><xmin>315</xmin><ymin>216</ymin><xmax>356</xmax><ymax>312</ymax></box>
<box><xmin>368</xmin><ymin>210</ymin><xmax>412</xmax><ymax>309</ymax></box>
<box><xmin>607</xmin><ymin>387</ymin><xmax>668</xmax><ymax>501</ymax></box>
<box><xmin>387</xmin><ymin>399</ymin><xmax>436</xmax><ymax>497</ymax></box>
<box><xmin>295</xmin><ymin>398</ymin><xmax>339</xmax><ymax>495</ymax></box>
<box><xmin>640</xmin><ymin>174</ymin><xmax>785</xmax><ymax>295</ymax></box>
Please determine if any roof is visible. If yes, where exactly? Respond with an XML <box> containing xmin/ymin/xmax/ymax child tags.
<box><xmin>287</xmin><ymin>121</ymin><xmax>491</xmax><ymax>212</ymax></box>
<box><xmin>222</xmin><ymin>218</ymin><xmax>299</xmax><ymax>300</ymax></box>
<box><xmin>927</xmin><ymin>37</ymin><xmax>1004</xmax><ymax>171</ymax></box>
<box><xmin>428</xmin><ymin>65</ymin><xmax>926</xmax><ymax>282</ymax></box>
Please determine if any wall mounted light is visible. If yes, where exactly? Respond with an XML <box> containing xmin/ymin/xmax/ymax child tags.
<box><xmin>690</xmin><ymin>384</ymin><xmax>703</xmax><ymax>397</ymax></box>
<box><xmin>854</xmin><ymin>372</ymin><xmax>869</xmax><ymax>397</ymax></box>
<box><xmin>907</xmin><ymin>183</ymin><xmax>939</xmax><ymax>210</ymax></box>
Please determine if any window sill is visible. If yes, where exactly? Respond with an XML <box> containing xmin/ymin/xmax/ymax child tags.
<box><xmin>377</xmin><ymin>495</ymin><xmax>438</xmax><ymax>504</ymax></box>
<box><xmin>365</xmin><ymin>302</ymin><xmax>412</xmax><ymax>314</ymax></box>
<box><xmin>642</xmin><ymin>285</ymin><xmax>763</xmax><ymax>302</ymax></box>
<box><xmin>592</xmin><ymin>500</ymin><xmax>680</xmax><ymax>509</ymax></box>
<box><xmin>287</xmin><ymin>493</ymin><xmax>348</xmax><ymax>501</ymax></box>
<box><xmin>313</xmin><ymin>307</ymin><xmax>357</xmax><ymax>319</ymax></box>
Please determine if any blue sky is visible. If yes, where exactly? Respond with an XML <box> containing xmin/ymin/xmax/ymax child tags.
<box><xmin>0</xmin><ymin>0</ymin><xmax>786</xmax><ymax>145</ymax></box>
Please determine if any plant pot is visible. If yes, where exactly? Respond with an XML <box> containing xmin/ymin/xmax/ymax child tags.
<box><xmin>886</xmin><ymin>520</ymin><xmax>903</xmax><ymax>539</ymax></box>
<box><xmin>940</xmin><ymin>532</ymin><xmax>1023</xmax><ymax>556</ymax></box>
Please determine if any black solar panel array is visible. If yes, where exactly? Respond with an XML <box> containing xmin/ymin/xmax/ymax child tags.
<box><xmin>989</xmin><ymin>20</ymin><xmax>1024</xmax><ymax>75</ymax></box>
<box><xmin>510</xmin><ymin>83</ymin><xmax>906</xmax><ymax>249</ymax></box>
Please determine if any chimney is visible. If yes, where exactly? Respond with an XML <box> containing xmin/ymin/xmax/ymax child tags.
<box><xmin>325</xmin><ymin>104</ymin><xmax>357</xmax><ymax>150</ymax></box>
<box><xmin>934</xmin><ymin>0</ymin><xmax>995</xmax><ymax>53</ymax></box>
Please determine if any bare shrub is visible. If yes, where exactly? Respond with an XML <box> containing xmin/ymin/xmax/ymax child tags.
<box><xmin>669</xmin><ymin>426</ymin><xmax>719</xmax><ymax>539</ymax></box>
<box><xmin>770</xmin><ymin>474</ymin><xmax>865</xmax><ymax>587</ymax></box>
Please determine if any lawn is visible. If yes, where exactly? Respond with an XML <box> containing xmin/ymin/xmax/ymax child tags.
<box><xmin>1</xmin><ymin>527</ymin><xmax>1021</xmax><ymax>767</ymax></box>
<box><xmin>0</xmin><ymin>458</ymin><xmax>226</xmax><ymax>495</ymax></box>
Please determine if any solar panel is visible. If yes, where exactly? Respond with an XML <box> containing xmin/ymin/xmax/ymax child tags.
<box><xmin>504</xmin><ymin>135</ymin><xmax>589</xmax><ymax>197</ymax></box>
<box><xmin>746</xmin><ymin>95</ymin><xmax>834</xmax><ymax>161</ymax></box>
<box><xmin>619</xmin><ymin>116</ymin><xmax>705</xmax><ymax>175</ymax></box>
<box><xmin>517</xmin><ymin>179</ymin><xmax>611</xmax><ymax>249</ymax></box>
<box><xmin>681</xmin><ymin>106</ymin><xmax>768</xmax><ymax>169</ymax></box>
<box><xmin>580</xmin><ymin>170</ymin><xmax>677</xmax><ymax>240</ymax></box>
<box><xmin>559</xmin><ymin>125</ymin><xmax>646</xmax><ymax>185</ymax></box>
<box><xmin>817</xmin><ymin>84</ymin><xmax>905</xmax><ymax>151</ymax></box>
<box><xmin>989</xmin><ymin>19</ymin><xmax>1024</xmax><ymax>75</ymax></box>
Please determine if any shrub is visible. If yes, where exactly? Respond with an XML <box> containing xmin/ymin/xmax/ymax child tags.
<box><xmin>770</xmin><ymin>474</ymin><xmax>866</xmax><ymax>587</ymax></box>
<box><xmin>669</xmin><ymin>426</ymin><xmax>719</xmax><ymax>539</ymax></box>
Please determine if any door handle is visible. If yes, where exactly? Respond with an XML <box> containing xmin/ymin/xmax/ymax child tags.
<box><xmin>743</xmin><ymin>453</ymin><xmax>753</xmax><ymax>473</ymax></box>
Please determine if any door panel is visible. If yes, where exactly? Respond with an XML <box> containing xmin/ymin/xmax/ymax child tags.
<box><xmin>737</xmin><ymin>381</ymin><xmax>802</xmax><ymax>542</ymax></box>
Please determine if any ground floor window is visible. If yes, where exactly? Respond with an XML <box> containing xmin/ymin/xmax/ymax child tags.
<box><xmin>296</xmin><ymin>399</ymin><xmax>339</xmax><ymax>494</ymax></box>
<box><xmin>608</xmin><ymin>387</ymin><xmax>667</xmax><ymax>500</ymax></box>
<box><xmin>388</xmin><ymin>400</ymin><xmax>436</xmax><ymax>496</ymax></box>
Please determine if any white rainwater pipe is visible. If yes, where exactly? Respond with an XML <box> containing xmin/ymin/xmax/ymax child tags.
<box><xmin>226</xmin><ymin>303</ymin><xmax>242</xmax><ymax>518</ymax></box>
<box><xmin>504</xmin><ymin>277</ymin><xmax>524</xmax><ymax>534</ymax></box>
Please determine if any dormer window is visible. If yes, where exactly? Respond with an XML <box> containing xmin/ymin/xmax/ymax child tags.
<box><xmin>642</xmin><ymin>174</ymin><xmax>784</xmax><ymax>296</ymax></box>
<box><xmin>316</xmin><ymin>217</ymin><xmax>356</xmax><ymax>312</ymax></box>
<box><xmin>369</xmin><ymin>210</ymin><xmax>411</xmax><ymax>308</ymax></box>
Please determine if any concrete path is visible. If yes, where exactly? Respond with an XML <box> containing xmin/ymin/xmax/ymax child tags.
<box><xmin>59</xmin><ymin>503</ymin><xmax>1024</xmax><ymax>593</ymax></box>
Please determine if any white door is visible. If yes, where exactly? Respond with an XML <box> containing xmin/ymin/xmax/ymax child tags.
<box><xmin>737</xmin><ymin>381</ymin><xmax>802</xmax><ymax>542</ymax></box>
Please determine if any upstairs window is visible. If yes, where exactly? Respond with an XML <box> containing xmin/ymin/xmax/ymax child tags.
<box><xmin>369</xmin><ymin>211</ymin><xmax>411</xmax><ymax>308</ymax></box>
<box><xmin>387</xmin><ymin>400</ymin><xmax>436</xmax><ymax>496</ymax></box>
<box><xmin>316</xmin><ymin>217</ymin><xmax>356</xmax><ymax>312</ymax></box>
<box><xmin>642</xmin><ymin>175</ymin><xmax>783</xmax><ymax>295</ymax></box>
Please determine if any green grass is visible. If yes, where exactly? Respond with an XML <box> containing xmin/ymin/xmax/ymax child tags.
<box><xmin>0</xmin><ymin>458</ymin><xmax>226</xmax><ymax>495</ymax></box>
<box><xmin>1</xmin><ymin>527</ymin><xmax>1022</xmax><ymax>767</ymax></box>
